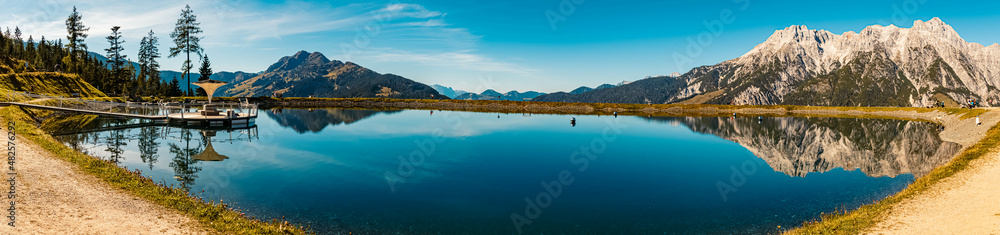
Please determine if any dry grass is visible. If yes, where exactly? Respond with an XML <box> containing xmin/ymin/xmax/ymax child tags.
<box><xmin>675</xmin><ymin>89</ymin><xmax>726</xmax><ymax>104</ymax></box>
<box><xmin>0</xmin><ymin>72</ymin><xmax>105</xmax><ymax>98</ymax></box>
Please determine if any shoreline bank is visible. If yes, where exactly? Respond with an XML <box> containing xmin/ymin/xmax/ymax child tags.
<box><xmin>7</xmin><ymin>95</ymin><xmax>1000</xmax><ymax>233</ymax></box>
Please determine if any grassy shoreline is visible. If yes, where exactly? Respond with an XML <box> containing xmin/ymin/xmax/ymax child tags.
<box><xmin>163</xmin><ymin>96</ymin><xmax>985</xmax><ymax>121</ymax></box>
<box><xmin>0</xmin><ymin>105</ymin><xmax>310</xmax><ymax>234</ymax></box>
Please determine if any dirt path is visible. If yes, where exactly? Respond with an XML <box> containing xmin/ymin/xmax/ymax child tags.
<box><xmin>0</xmin><ymin>119</ymin><xmax>208</xmax><ymax>234</ymax></box>
<box><xmin>868</xmin><ymin>146</ymin><xmax>1000</xmax><ymax>234</ymax></box>
<box><xmin>867</xmin><ymin>109</ymin><xmax>1000</xmax><ymax>234</ymax></box>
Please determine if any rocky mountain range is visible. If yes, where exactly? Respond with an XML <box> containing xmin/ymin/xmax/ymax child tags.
<box><xmin>222</xmin><ymin>51</ymin><xmax>444</xmax><ymax>99</ymax></box>
<box><xmin>649</xmin><ymin>116</ymin><xmax>961</xmax><ymax>177</ymax></box>
<box><xmin>537</xmin><ymin>18</ymin><xmax>1000</xmax><ymax>107</ymax></box>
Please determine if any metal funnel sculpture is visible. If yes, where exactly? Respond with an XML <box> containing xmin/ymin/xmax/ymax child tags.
<box><xmin>192</xmin><ymin>79</ymin><xmax>228</xmax><ymax>103</ymax></box>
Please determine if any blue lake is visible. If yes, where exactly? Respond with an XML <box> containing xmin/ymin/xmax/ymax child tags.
<box><xmin>52</xmin><ymin>108</ymin><xmax>960</xmax><ymax>234</ymax></box>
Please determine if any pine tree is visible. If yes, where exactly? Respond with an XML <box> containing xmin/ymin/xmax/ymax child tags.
<box><xmin>169</xmin><ymin>4</ymin><xmax>203</xmax><ymax>96</ymax></box>
<box><xmin>139</xmin><ymin>30</ymin><xmax>161</xmax><ymax>96</ymax></box>
<box><xmin>105</xmin><ymin>26</ymin><xmax>127</xmax><ymax>95</ymax></box>
<box><xmin>36</xmin><ymin>36</ymin><xmax>47</xmax><ymax>69</ymax></box>
<box><xmin>25</xmin><ymin>36</ymin><xmax>35</xmax><ymax>69</ymax></box>
<box><xmin>123</xmin><ymin>59</ymin><xmax>138</xmax><ymax>100</ymax></box>
<box><xmin>195</xmin><ymin>54</ymin><xmax>213</xmax><ymax>96</ymax></box>
<box><xmin>65</xmin><ymin>6</ymin><xmax>89</xmax><ymax>73</ymax></box>
<box><xmin>169</xmin><ymin>77</ymin><xmax>183</xmax><ymax>96</ymax></box>
<box><xmin>13</xmin><ymin>27</ymin><xmax>22</xmax><ymax>58</ymax></box>
<box><xmin>0</xmin><ymin>27</ymin><xmax>7</xmax><ymax>58</ymax></box>
<box><xmin>3</xmin><ymin>28</ymin><xmax>10</xmax><ymax>55</ymax></box>
<box><xmin>198</xmin><ymin>54</ymin><xmax>212</xmax><ymax>81</ymax></box>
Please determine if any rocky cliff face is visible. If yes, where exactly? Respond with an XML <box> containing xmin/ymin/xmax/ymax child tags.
<box><xmin>650</xmin><ymin>117</ymin><xmax>962</xmax><ymax>177</ymax></box>
<box><xmin>541</xmin><ymin>18</ymin><xmax>1000</xmax><ymax>106</ymax></box>
<box><xmin>223</xmin><ymin>51</ymin><xmax>445</xmax><ymax>99</ymax></box>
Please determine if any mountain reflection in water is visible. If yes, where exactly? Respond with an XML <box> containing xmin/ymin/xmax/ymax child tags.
<box><xmin>266</xmin><ymin>108</ymin><xmax>401</xmax><ymax>133</ymax></box>
<box><xmin>646</xmin><ymin>116</ymin><xmax>961</xmax><ymax>177</ymax></box>
<box><xmin>48</xmin><ymin>110</ymin><xmax>960</xmax><ymax>234</ymax></box>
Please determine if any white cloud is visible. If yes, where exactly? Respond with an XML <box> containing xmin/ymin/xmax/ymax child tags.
<box><xmin>381</xmin><ymin>3</ymin><xmax>443</xmax><ymax>18</ymax></box>
<box><xmin>0</xmin><ymin>1</ymin><xmax>427</xmax><ymax>46</ymax></box>
<box><xmin>361</xmin><ymin>48</ymin><xmax>538</xmax><ymax>77</ymax></box>
<box><xmin>393</xmin><ymin>19</ymin><xmax>448</xmax><ymax>27</ymax></box>
<box><xmin>0</xmin><ymin>0</ymin><xmax>537</xmax><ymax>83</ymax></box>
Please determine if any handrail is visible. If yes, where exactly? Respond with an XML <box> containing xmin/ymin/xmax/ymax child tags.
<box><xmin>3</xmin><ymin>90</ymin><xmax>259</xmax><ymax>120</ymax></box>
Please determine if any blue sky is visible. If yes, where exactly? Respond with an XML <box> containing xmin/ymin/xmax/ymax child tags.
<box><xmin>3</xmin><ymin>0</ymin><xmax>1000</xmax><ymax>93</ymax></box>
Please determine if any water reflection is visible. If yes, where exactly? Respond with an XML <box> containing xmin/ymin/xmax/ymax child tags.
<box><xmin>169</xmin><ymin>129</ymin><xmax>202</xmax><ymax>191</ymax></box>
<box><xmin>53</xmin><ymin>115</ymin><xmax>258</xmax><ymax>191</ymax></box>
<box><xmin>47</xmin><ymin>110</ymin><xmax>961</xmax><ymax>234</ymax></box>
<box><xmin>646</xmin><ymin>116</ymin><xmax>961</xmax><ymax>177</ymax></box>
<box><xmin>137</xmin><ymin>126</ymin><xmax>161</xmax><ymax>170</ymax></box>
<box><xmin>60</xmin><ymin>112</ymin><xmax>958</xmax><ymax>188</ymax></box>
<box><xmin>192</xmin><ymin>131</ymin><xmax>230</xmax><ymax>161</ymax></box>
<box><xmin>266</xmin><ymin>108</ymin><xmax>401</xmax><ymax>133</ymax></box>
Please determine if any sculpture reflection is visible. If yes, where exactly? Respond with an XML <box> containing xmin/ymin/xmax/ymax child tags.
<box><xmin>191</xmin><ymin>131</ymin><xmax>229</xmax><ymax>161</ymax></box>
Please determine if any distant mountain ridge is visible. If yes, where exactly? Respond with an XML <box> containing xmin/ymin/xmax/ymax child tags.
<box><xmin>431</xmin><ymin>84</ymin><xmax>470</xmax><ymax>98</ymax></box>
<box><xmin>536</xmin><ymin>18</ymin><xmax>1000</xmax><ymax>107</ymax></box>
<box><xmin>454</xmin><ymin>89</ymin><xmax>546</xmax><ymax>101</ymax></box>
<box><xmin>86</xmin><ymin>52</ymin><xmax>257</xmax><ymax>89</ymax></box>
<box><xmin>222</xmin><ymin>51</ymin><xmax>444</xmax><ymax>99</ymax></box>
<box><xmin>534</xmin><ymin>84</ymin><xmax>618</xmax><ymax>102</ymax></box>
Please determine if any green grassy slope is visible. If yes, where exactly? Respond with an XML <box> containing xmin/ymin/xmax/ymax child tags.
<box><xmin>0</xmin><ymin>56</ymin><xmax>105</xmax><ymax>98</ymax></box>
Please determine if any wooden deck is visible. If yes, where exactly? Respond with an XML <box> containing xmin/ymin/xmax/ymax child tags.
<box><xmin>0</xmin><ymin>102</ymin><xmax>257</xmax><ymax>126</ymax></box>
<box><xmin>165</xmin><ymin>112</ymin><xmax>255</xmax><ymax>120</ymax></box>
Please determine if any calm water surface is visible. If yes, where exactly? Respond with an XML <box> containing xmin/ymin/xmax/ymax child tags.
<box><xmin>52</xmin><ymin>108</ymin><xmax>960</xmax><ymax>234</ymax></box>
